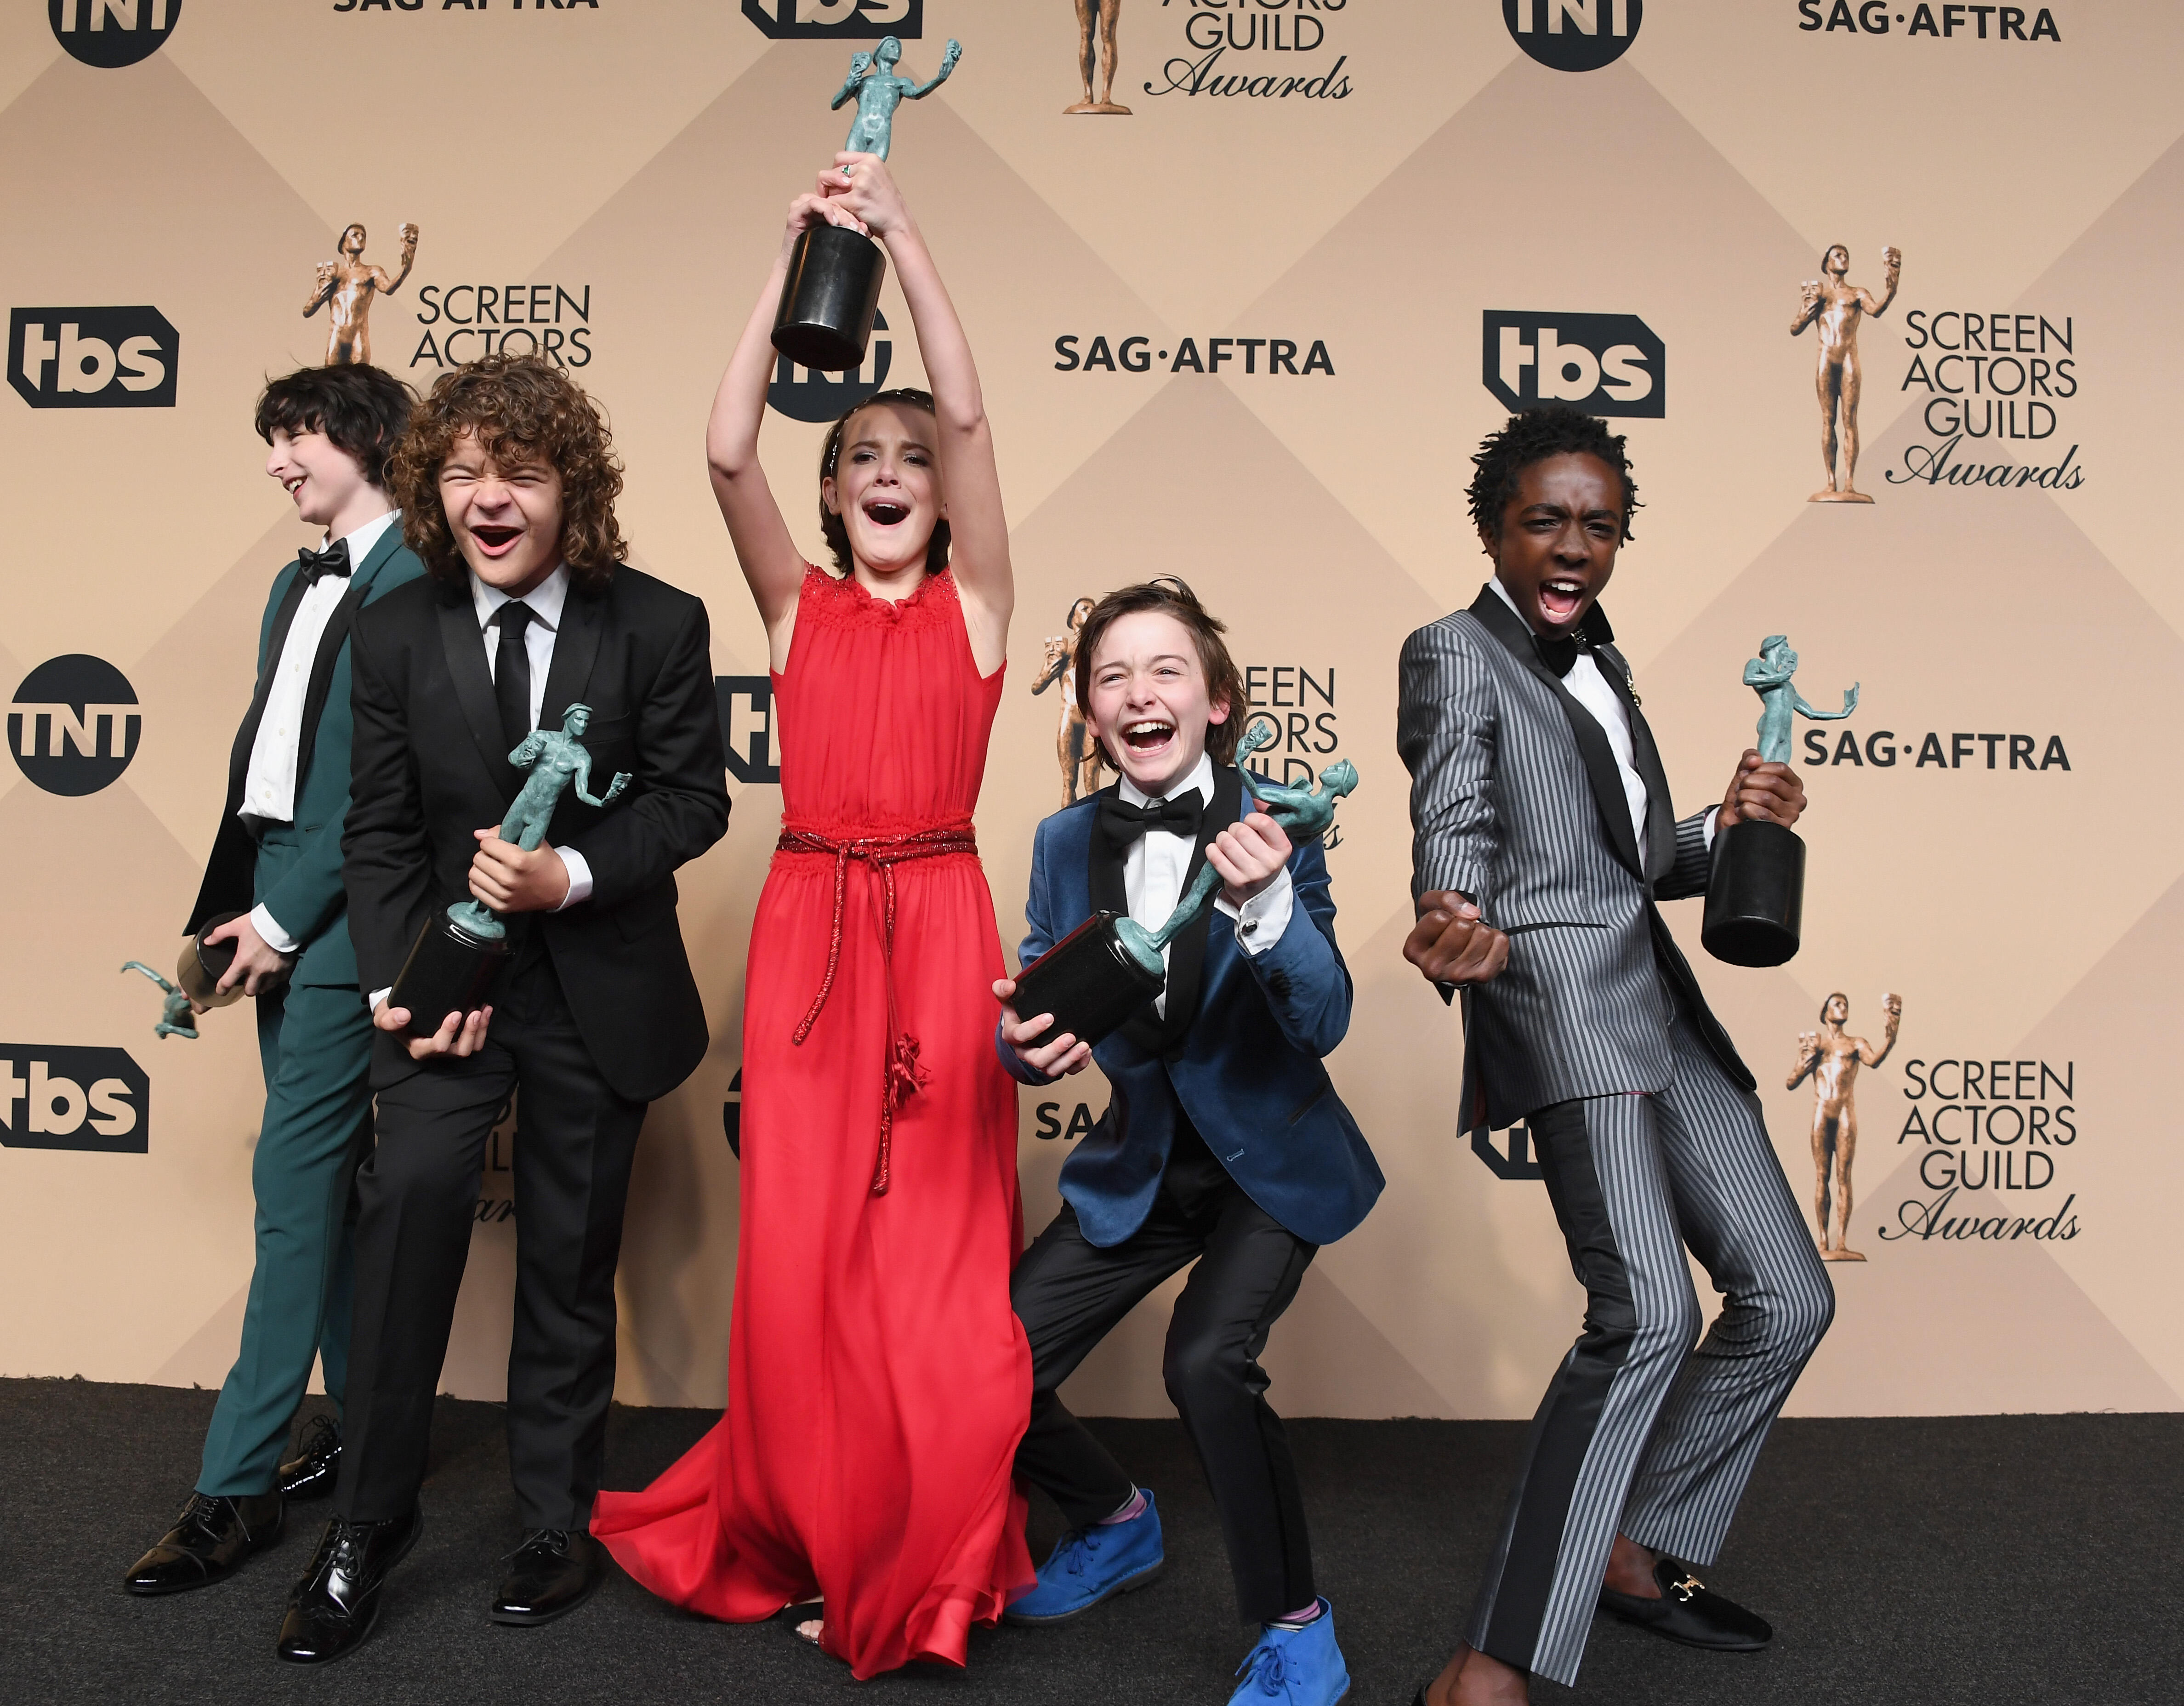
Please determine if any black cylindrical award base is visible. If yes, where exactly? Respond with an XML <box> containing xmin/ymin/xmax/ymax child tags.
<box><xmin>388</xmin><ymin>914</ymin><xmax>511</xmax><ymax>1038</ymax></box>
<box><xmin>771</xmin><ymin>224</ymin><xmax>887</xmax><ymax>372</ymax></box>
<box><xmin>1702</xmin><ymin>819</ymin><xmax>1806</xmax><ymax>968</ymax></box>
<box><xmin>176</xmin><ymin>911</ymin><xmax>249</xmax><ymax>1009</ymax></box>
<box><xmin>1011</xmin><ymin>911</ymin><xmax>1167</xmax><ymax>1052</ymax></box>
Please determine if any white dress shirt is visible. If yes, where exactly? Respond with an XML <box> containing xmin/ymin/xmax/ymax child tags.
<box><xmin>243</xmin><ymin>509</ymin><xmax>399</xmax><ymax>953</ymax></box>
<box><xmin>1118</xmin><ymin>751</ymin><xmax>1292</xmax><ymax>1020</ymax></box>
<box><xmin>366</xmin><ymin>565</ymin><xmax>592</xmax><ymax>1013</ymax></box>
<box><xmin>1485</xmin><ymin>577</ymin><xmax>1717</xmax><ymax>867</ymax></box>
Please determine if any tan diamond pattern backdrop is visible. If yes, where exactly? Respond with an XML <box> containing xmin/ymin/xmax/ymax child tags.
<box><xmin>3</xmin><ymin>1</ymin><xmax>2179</xmax><ymax>1419</ymax></box>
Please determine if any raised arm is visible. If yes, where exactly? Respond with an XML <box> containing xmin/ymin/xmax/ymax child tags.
<box><xmin>1789</xmin><ymin>280</ymin><xmax>1823</xmax><ymax>337</ymax></box>
<box><xmin>824</xmin><ymin>153</ymin><xmax>1012</xmax><ymax>675</ymax></box>
<box><xmin>908</xmin><ymin>39</ymin><xmax>961</xmax><ymax>98</ymax></box>
<box><xmin>830</xmin><ymin>53</ymin><xmax>872</xmax><ymax>110</ymax></box>
<box><xmin>707</xmin><ymin>186</ymin><xmax>871</xmax><ymax>668</ymax></box>
<box><xmin>569</xmin><ymin>750</ymin><xmax>631</xmax><ymax>811</ymax></box>
<box><xmin>1858</xmin><ymin>247</ymin><xmax>1902</xmax><ymax>318</ymax></box>
<box><xmin>1857</xmin><ymin>995</ymin><xmax>1902</xmax><ymax>1068</ymax></box>
<box><xmin>1791</xmin><ymin>682</ymin><xmax>1858</xmax><ymax>722</ymax></box>
<box><xmin>1787</xmin><ymin>1031</ymin><xmax>1821</xmax><ymax>1090</ymax></box>
<box><xmin>371</xmin><ymin>224</ymin><xmax>420</xmax><ymax>298</ymax></box>
<box><xmin>303</xmin><ymin>262</ymin><xmax>336</xmax><ymax>318</ymax></box>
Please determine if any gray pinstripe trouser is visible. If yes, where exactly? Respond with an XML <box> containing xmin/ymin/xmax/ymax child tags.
<box><xmin>1465</xmin><ymin>1010</ymin><xmax>1835</xmax><ymax>1686</ymax></box>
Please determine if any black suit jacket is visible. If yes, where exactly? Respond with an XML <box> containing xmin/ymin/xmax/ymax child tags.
<box><xmin>343</xmin><ymin>567</ymin><xmax>731</xmax><ymax>1102</ymax></box>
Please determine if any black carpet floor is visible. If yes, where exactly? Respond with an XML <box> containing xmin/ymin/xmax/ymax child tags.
<box><xmin>2</xmin><ymin>1379</ymin><xmax>2173</xmax><ymax>1705</ymax></box>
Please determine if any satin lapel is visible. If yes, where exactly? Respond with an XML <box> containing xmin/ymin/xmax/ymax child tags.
<box><xmin>290</xmin><ymin>529</ymin><xmax>402</xmax><ymax>801</ymax></box>
<box><xmin>437</xmin><ymin>591</ymin><xmax>518</xmax><ymax>801</ymax></box>
<box><xmin>1467</xmin><ymin>586</ymin><xmax>1645</xmax><ymax>883</ymax></box>
<box><xmin>1156</xmin><ymin>763</ymin><xmax>1243</xmax><ymax>1049</ymax></box>
<box><xmin>1086</xmin><ymin>782</ymin><xmax>1128</xmax><ymax>917</ymax></box>
<box><xmin>227</xmin><ymin>565</ymin><xmax>308</xmax><ymax>808</ymax></box>
<box><xmin>538</xmin><ymin>585</ymin><xmax>606</xmax><ymax>734</ymax></box>
<box><xmin>1595</xmin><ymin>640</ymin><xmax>1677</xmax><ymax>887</ymax></box>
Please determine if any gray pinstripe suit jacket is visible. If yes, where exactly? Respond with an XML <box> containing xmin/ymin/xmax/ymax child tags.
<box><xmin>1397</xmin><ymin>585</ymin><xmax>1753</xmax><ymax>1133</ymax></box>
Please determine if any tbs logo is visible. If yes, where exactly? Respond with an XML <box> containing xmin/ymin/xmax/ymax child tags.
<box><xmin>742</xmin><ymin>0</ymin><xmax>921</xmax><ymax>40</ymax></box>
<box><xmin>9</xmin><ymin>656</ymin><xmax>142</xmax><ymax>796</ymax></box>
<box><xmin>0</xmin><ymin>1047</ymin><xmax>147</xmax><ymax>1153</ymax></box>
<box><xmin>1483</xmin><ymin>311</ymin><xmax>1664</xmax><ymax>418</ymax></box>
<box><xmin>716</xmin><ymin>677</ymin><xmax>780</xmax><ymax>785</ymax></box>
<box><xmin>48</xmin><ymin>0</ymin><xmax>178</xmax><ymax>68</ymax></box>
<box><xmin>11</xmin><ymin>307</ymin><xmax>177</xmax><ymax>409</ymax></box>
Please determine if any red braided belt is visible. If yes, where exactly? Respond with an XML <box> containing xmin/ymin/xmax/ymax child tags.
<box><xmin>775</xmin><ymin>822</ymin><xmax>979</xmax><ymax>1196</ymax></box>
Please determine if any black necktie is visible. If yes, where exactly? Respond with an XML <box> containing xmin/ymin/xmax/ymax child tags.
<box><xmin>493</xmin><ymin>602</ymin><xmax>536</xmax><ymax>754</ymax></box>
<box><xmin>1099</xmin><ymin>790</ymin><xmax>1203</xmax><ymax>853</ymax></box>
<box><xmin>296</xmin><ymin>540</ymin><xmax>351</xmax><ymax>586</ymax></box>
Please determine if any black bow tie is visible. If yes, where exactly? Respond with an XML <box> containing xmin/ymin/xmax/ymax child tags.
<box><xmin>1535</xmin><ymin>631</ymin><xmax>1583</xmax><ymax>678</ymax></box>
<box><xmin>296</xmin><ymin>541</ymin><xmax>352</xmax><ymax>586</ymax></box>
<box><xmin>1098</xmin><ymin>789</ymin><xmax>1204</xmax><ymax>852</ymax></box>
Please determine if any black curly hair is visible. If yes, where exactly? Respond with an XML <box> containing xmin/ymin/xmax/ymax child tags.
<box><xmin>1466</xmin><ymin>406</ymin><xmax>1641</xmax><ymax>543</ymax></box>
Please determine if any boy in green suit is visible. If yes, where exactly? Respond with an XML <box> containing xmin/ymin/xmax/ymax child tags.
<box><xmin>125</xmin><ymin>364</ymin><xmax>426</xmax><ymax>1596</ymax></box>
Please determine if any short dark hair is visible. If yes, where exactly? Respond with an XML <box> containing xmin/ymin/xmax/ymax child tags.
<box><xmin>254</xmin><ymin>364</ymin><xmax>414</xmax><ymax>489</ymax></box>
<box><xmin>1466</xmin><ymin>405</ymin><xmax>1640</xmax><ymax>543</ymax></box>
<box><xmin>818</xmin><ymin>389</ymin><xmax>951</xmax><ymax>577</ymax></box>
<box><xmin>1073</xmin><ymin>577</ymin><xmax>1249</xmax><ymax>772</ymax></box>
<box><xmin>1822</xmin><ymin>992</ymin><xmax>1847</xmax><ymax>1022</ymax></box>
<box><xmin>389</xmin><ymin>353</ymin><xmax>626</xmax><ymax>595</ymax></box>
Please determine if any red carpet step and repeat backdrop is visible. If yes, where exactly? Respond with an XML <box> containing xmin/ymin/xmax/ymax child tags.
<box><xmin>3</xmin><ymin>0</ymin><xmax>2180</xmax><ymax>1420</ymax></box>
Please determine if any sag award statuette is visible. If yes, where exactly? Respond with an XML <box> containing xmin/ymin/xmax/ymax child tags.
<box><xmin>1012</xmin><ymin>720</ymin><xmax>1358</xmax><ymax>1050</ymax></box>
<box><xmin>772</xmin><ymin>35</ymin><xmax>962</xmax><ymax>373</ymax></box>
<box><xmin>121</xmin><ymin>912</ymin><xmax>289</xmax><ymax>1041</ymax></box>
<box><xmin>1702</xmin><ymin>637</ymin><xmax>1858</xmax><ymax>968</ymax></box>
<box><xmin>388</xmin><ymin>705</ymin><xmax>629</xmax><ymax>1037</ymax></box>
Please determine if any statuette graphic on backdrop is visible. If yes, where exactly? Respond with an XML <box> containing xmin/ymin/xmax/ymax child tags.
<box><xmin>1789</xmin><ymin>992</ymin><xmax>1903</xmax><ymax>1264</ymax></box>
<box><xmin>1791</xmin><ymin>242</ymin><xmax>1901</xmax><ymax>502</ymax></box>
<box><xmin>1065</xmin><ymin>0</ymin><xmax>1130</xmax><ymax>114</ymax></box>
<box><xmin>1702</xmin><ymin>636</ymin><xmax>1858</xmax><ymax>968</ymax></box>
<box><xmin>305</xmin><ymin>221</ymin><xmax>419</xmax><ymax>367</ymax></box>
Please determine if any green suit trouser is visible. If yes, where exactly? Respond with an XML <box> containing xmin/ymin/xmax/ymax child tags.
<box><xmin>195</xmin><ymin>847</ymin><xmax>375</xmax><ymax>1497</ymax></box>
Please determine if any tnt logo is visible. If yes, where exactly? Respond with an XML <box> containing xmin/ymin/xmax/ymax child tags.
<box><xmin>1473</xmin><ymin>1123</ymin><xmax>1544</xmax><ymax>1180</ymax></box>
<box><xmin>768</xmin><ymin>311</ymin><xmax>893</xmax><ymax>424</ymax></box>
<box><xmin>9</xmin><ymin>656</ymin><xmax>141</xmax><ymax>796</ymax></box>
<box><xmin>1503</xmin><ymin>0</ymin><xmax>1641</xmax><ymax>71</ymax></box>
<box><xmin>716</xmin><ymin>677</ymin><xmax>780</xmax><ymax>785</ymax></box>
<box><xmin>0</xmin><ymin>1047</ymin><xmax>148</xmax><ymax>1153</ymax></box>
<box><xmin>48</xmin><ymin>0</ymin><xmax>179</xmax><ymax>69</ymax></box>
<box><xmin>11</xmin><ymin>307</ymin><xmax>178</xmax><ymax>409</ymax></box>
<box><xmin>1483</xmin><ymin>311</ymin><xmax>1665</xmax><ymax>418</ymax></box>
<box><xmin>723</xmin><ymin>1069</ymin><xmax>744</xmax><ymax>1157</ymax></box>
<box><xmin>742</xmin><ymin>0</ymin><xmax>921</xmax><ymax>40</ymax></box>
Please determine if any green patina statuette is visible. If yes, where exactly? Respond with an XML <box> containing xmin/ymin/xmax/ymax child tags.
<box><xmin>834</xmin><ymin>35</ymin><xmax>961</xmax><ymax>161</ymax></box>
<box><xmin>445</xmin><ymin>703</ymin><xmax>631</xmax><ymax>941</ymax></box>
<box><xmin>1113</xmin><ymin>719</ymin><xmax>1358</xmax><ymax>976</ymax></box>
<box><xmin>122</xmin><ymin>961</ymin><xmax>199</xmax><ymax>1041</ymax></box>
<box><xmin>1743</xmin><ymin>635</ymin><xmax>1858</xmax><ymax>765</ymax></box>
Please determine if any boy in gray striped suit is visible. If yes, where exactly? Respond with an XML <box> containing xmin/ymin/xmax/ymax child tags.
<box><xmin>1397</xmin><ymin>408</ymin><xmax>1834</xmax><ymax>1706</ymax></box>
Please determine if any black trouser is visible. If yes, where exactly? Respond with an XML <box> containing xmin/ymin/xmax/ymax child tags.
<box><xmin>1011</xmin><ymin>1119</ymin><xmax>1319</xmax><ymax>1624</ymax></box>
<box><xmin>336</xmin><ymin>944</ymin><xmax>647</xmax><ymax>1530</ymax></box>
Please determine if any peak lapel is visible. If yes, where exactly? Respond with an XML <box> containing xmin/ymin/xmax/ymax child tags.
<box><xmin>436</xmin><ymin>589</ymin><xmax>518</xmax><ymax>802</ymax></box>
<box><xmin>1467</xmin><ymin>586</ymin><xmax>1646</xmax><ymax>883</ymax></box>
<box><xmin>1594</xmin><ymin>641</ymin><xmax>1677</xmax><ymax>887</ymax></box>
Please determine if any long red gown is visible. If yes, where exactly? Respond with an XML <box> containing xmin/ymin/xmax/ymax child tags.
<box><xmin>592</xmin><ymin>567</ymin><xmax>1033</xmax><ymax>1678</ymax></box>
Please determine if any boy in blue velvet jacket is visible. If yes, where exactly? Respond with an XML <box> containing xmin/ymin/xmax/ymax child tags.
<box><xmin>995</xmin><ymin>578</ymin><xmax>1381</xmax><ymax>1706</ymax></box>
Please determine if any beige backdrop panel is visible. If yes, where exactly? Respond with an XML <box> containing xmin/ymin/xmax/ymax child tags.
<box><xmin>2</xmin><ymin>1</ymin><xmax>2177</xmax><ymax>1421</ymax></box>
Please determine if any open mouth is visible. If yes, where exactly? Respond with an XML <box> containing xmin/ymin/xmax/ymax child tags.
<box><xmin>862</xmin><ymin>499</ymin><xmax>910</xmax><ymax>528</ymax></box>
<box><xmin>471</xmin><ymin>524</ymin><xmax>523</xmax><ymax>556</ymax></box>
<box><xmin>1121</xmin><ymin>718</ymin><xmax>1176</xmax><ymax>756</ymax></box>
<box><xmin>1537</xmin><ymin>577</ymin><xmax>1586</xmax><ymax>626</ymax></box>
<box><xmin>283</xmin><ymin>476</ymin><xmax>306</xmax><ymax>499</ymax></box>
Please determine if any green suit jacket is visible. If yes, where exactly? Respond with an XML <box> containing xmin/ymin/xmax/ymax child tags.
<box><xmin>187</xmin><ymin>523</ymin><xmax>427</xmax><ymax>989</ymax></box>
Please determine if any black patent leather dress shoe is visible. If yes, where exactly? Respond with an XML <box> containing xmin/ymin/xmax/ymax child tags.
<box><xmin>278</xmin><ymin>1415</ymin><xmax>342</xmax><ymax>1501</ymax></box>
<box><xmin>275</xmin><ymin>1507</ymin><xmax>422</xmax><ymax>1664</ymax></box>
<box><xmin>1599</xmin><ymin>1554</ymin><xmax>1772</xmax><ymax>1651</ymax></box>
<box><xmin>123</xmin><ymin>1490</ymin><xmax>284</xmax><ymax>1595</ymax></box>
<box><xmin>490</xmin><ymin>1528</ymin><xmax>603</xmax><ymax>1626</ymax></box>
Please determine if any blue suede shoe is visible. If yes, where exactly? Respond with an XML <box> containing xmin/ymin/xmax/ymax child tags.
<box><xmin>1004</xmin><ymin>1491</ymin><xmax>1165</xmax><ymax>1624</ymax></box>
<box><xmin>1228</xmin><ymin>1599</ymin><xmax>1350</xmax><ymax>1705</ymax></box>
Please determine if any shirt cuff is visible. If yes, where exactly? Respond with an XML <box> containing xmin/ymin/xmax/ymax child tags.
<box><xmin>553</xmin><ymin>847</ymin><xmax>593</xmax><ymax>910</ymax></box>
<box><xmin>369</xmin><ymin>987</ymin><xmax>392</xmax><ymax>1012</ymax></box>
<box><xmin>250</xmin><ymin>903</ymin><xmax>300</xmax><ymax>956</ymax></box>
<box><xmin>1702</xmin><ymin>806</ymin><xmax>1720</xmax><ymax>850</ymax></box>
<box><xmin>1214</xmin><ymin>866</ymin><xmax>1294</xmax><ymax>955</ymax></box>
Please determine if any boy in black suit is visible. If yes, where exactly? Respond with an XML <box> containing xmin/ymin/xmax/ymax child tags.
<box><xmin>275</xmin><ymin>354</ymin><xmax>729</xmax><ymax>1663</ymax></box>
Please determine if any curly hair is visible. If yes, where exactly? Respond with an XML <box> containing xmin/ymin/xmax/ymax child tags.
<box><xmin>255</xmin><ymin>363</ymin><xmax>414</xmax><ymax>489</ymax></box>
<box><xmin>390</xmin><ymin>353</ymin><xmax>626</xmax><ymax>593</ymax></box>
<box><xmin>817</xmin><ymin>388</ymin><xmax>951</xmax><ymax>577</ymax></box>
<box><xmin>1466</xmin><ymin>405</ymin><xmax>1641</xmax><ymax>543</ymax></box>
<box><xmin>1072</xmin><ymin>577</ymin><xmax>1250</xmax><ymax>772</ymax></box>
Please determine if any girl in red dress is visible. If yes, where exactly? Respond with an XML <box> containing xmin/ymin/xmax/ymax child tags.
<box><xmin>590</xmin><ymin>154</ymin><xmax>1031</xmax><ymax>1676</ymax></box>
